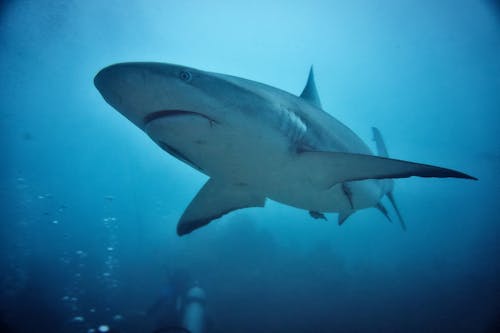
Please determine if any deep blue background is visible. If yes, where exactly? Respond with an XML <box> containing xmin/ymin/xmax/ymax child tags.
<box><xmin>1</xmin><ymin>1</ymin><xmax>499</xmax><ymax>332</ymax></box>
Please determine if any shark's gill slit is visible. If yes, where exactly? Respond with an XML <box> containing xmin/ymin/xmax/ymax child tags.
<box><xmin>144</xmin><ymin>110</ymin><xmax>217</xmax><ymax>126</ymax></box>
<box><xmin>157</xmin><ymin>140</ymin><xmax>204</xmax><ymax>172</ymax></box>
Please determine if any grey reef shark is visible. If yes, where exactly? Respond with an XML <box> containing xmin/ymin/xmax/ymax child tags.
<box><xmin>94</xmin><ymin>62</ymin><xmax>477</xmax><ymax>236</ymax></box>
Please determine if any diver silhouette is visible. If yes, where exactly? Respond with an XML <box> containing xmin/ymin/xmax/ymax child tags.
<box><xmin>147</xmin><ymin>269</ymin><xmax>210</xmax><ymax>333</ymax></box>
<box><xmin>147</xmin><ymin>269</ymin><xmax>192</xmax><ymax>329</ymax></box>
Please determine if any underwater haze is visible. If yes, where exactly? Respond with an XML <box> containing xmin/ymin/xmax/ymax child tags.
<box><xmin>1</xmin><ymin>0</ymin><xmax>500</xmax><ymax>332</ymax></box>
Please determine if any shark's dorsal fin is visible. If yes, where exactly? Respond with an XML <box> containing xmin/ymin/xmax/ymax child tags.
<box><xmin>300</xmin><ymin>66</ymin><xmax>322</xmax><ymax>109</ymax></box>
<box><xmin>177</xmin><ymin>178</ymin><xmax>266</xmax><ymax>236</ymax></box>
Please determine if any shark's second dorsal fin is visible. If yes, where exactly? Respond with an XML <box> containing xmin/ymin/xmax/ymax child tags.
<box><xmin>372</xmin><ymin>127</ymin><xmax>389</xmax><ymax>157</ymax></box>
<box><xmin>300</xmin><ymin>66</ymin><xmax>322</xmax><ymax>109</ymax></box>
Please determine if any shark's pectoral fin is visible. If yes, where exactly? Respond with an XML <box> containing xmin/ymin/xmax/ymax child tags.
<box><xmin>177</xmin><ymin>178</ymin><xmax>266</xmax><ymax>236</ymax></box>
<box><xmin>296</xmin><ymin>151</ymin><xmax>477</xmax><ymax>189</ymax></box>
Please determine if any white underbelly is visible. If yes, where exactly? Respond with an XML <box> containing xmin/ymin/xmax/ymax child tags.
<box><xmin>144</xmin><ymin>113</ymin><xmax>382</xmax><ymax>213</ymax></box>
<box><xmin>144</xmin><ymin>113</ymin><xmax>288</xmax><ymax>182</ymax></box>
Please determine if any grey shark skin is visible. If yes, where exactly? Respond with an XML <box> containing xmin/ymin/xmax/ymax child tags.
<box><xmin>94</xmin><ymin>62</ymin><xmax>476</xmax><ymax>236</ymax></box>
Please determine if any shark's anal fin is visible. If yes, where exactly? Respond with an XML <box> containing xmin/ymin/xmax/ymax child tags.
<box><xmin>309</xmin><ymin>211</ymin><xmax>327</xmax><ymax>220</ymax></box>
<box><xmin>376</xmin><ymin>202</ymin><xmax>392</xmax><ymax>223</ymax></box>
<box><xmin>387</xmin><ymin>192</ymin><xmax>406</xmax><ymax>231</ymax></box>
<box><xmin>300</xmin><ymin>66</ymin><xmax>322</xmax><ymax>109</ymax></box>
<box><xmin>297</xmin><ymin>151</ymin><xmax>477</xmax><ymax>189</ymax></box>
<box><xmin>177</xmin><ymin>179</ymin><xmax>266</xmax><ymax>236</ymax></box>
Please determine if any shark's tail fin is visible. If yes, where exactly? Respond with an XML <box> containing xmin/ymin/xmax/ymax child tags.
<box><xmin>372</xmin><ymin>127</ymin><xmax>406</xmax><ymax>230</ymax></box>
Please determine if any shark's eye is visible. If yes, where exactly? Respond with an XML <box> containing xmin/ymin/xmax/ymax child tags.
<box><xmin>179</xmin><ymin>70</ymin><xmax>192</xmax><ymax>82</ymax></box>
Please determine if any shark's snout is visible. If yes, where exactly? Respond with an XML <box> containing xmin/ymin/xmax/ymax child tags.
<box><xmin>94</xmin><ymin>64</ymin><xmax>132</xmax><ymax>109</ymax></box>
<box><xmin>94</xmin><ymin>62</ymin><xmax>190</xmax><ymax>128</ymax></box>
<box><xmin>94</xmin><ymin>64</ymin><xmax>119</xmax><ymax>92</ymax></box>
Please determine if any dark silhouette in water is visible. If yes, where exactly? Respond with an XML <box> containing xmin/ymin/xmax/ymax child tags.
<box><xmin>148</xmin><ymin>269</ymin><xmax>193</xmax><ymax>329</ymax></box>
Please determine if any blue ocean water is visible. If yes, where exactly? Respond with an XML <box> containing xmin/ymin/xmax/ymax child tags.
<box><xmin>1</xmin><ymin>1</ymin><xmax>499</xmax><ymax>332</ymax></box>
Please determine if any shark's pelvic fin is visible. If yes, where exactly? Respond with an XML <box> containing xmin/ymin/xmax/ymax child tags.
<box><xmin>177</xmin><ymin>179</ymin><xmax>266</xmax><ymax>236</ymax></box>
<box><xmin>342</xmin><ymin>183</ymin><xmax>354</xmax><ymax>209</ymax></box>
<box><xmin>309</xmin><ymin>211</ymin><xmax>327</xmax><ymax>220</ymax></box>
<box><xmin>338</xmin><ymin>210</ymin><xmax>352</xmax><ymax>226</ymax></box>
<box><xmin>296</xmin><ymin>151</ymin><xmax>477</xmax><ymax>189</ymax></box>
<box><xmin>300</xmin><ymin>66</ymin><xmax>322</xmax><ymax>109</ymax></box>
<box><xmin>372</xmin><ymin>127</ymin><xmax>389</xmax><ymax>158</ymax></box>
<box><xmin>387</xmin><ymin>192</ymin><xmax>406</xmax><ymax>231</ymax></box>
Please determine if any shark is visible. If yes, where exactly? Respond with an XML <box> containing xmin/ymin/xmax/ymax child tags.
<box><xmin>94</xmin><ymin>62</ymin><xmax>476</xmax><ymax>236</ymax></box>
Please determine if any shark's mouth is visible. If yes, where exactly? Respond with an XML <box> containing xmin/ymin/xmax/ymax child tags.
<box><xmin>143</xmin><ymin>109</ymin><xmax>217</xmax><ymax>126</ymax></box>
